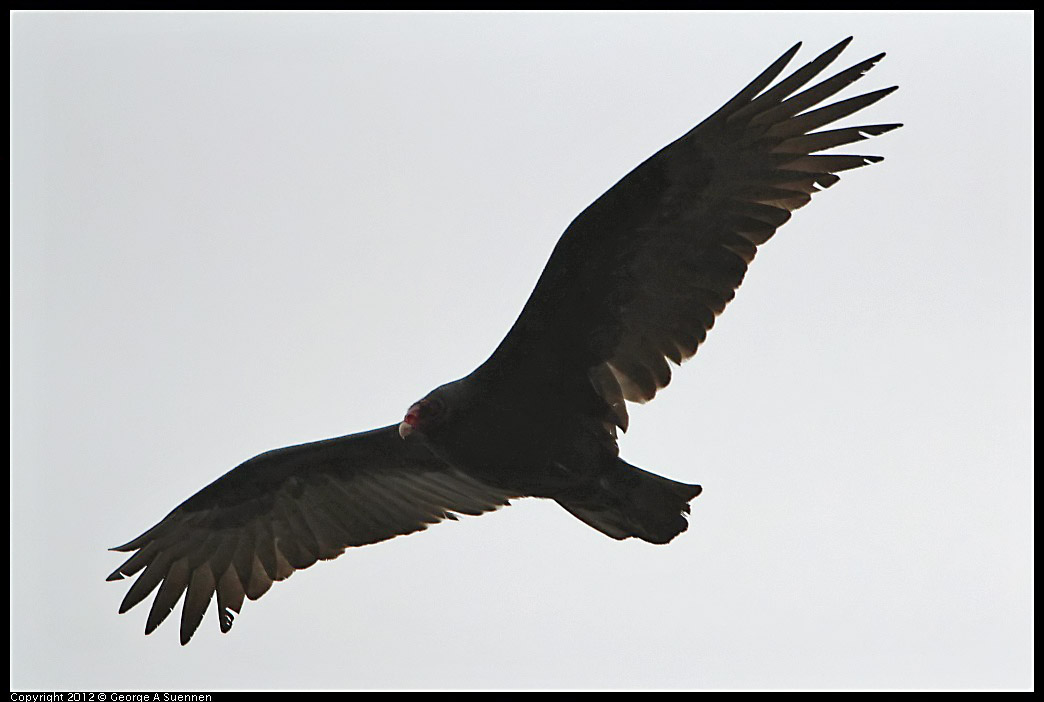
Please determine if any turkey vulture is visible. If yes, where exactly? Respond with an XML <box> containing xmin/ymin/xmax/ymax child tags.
<box><xmin>108</xmin><ymin>38</ymin><xmax>900</xmax><ymax>644</ymax></box>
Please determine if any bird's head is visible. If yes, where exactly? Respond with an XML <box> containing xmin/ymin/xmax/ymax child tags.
<box><xmin>398</xmin><ymin>395</ymin><xmax>445</xmax><ymax>439</ymax></box>
<box><xmin>398</xmin><ymin>380</ymin><xmax>468</xmax><ymax>440</ymax></box>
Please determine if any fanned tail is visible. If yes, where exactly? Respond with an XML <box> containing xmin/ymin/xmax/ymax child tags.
<box><xmin>556</xmin><ymin>460</ymin><xmax>702</xmax><ymax>544</ymax></box>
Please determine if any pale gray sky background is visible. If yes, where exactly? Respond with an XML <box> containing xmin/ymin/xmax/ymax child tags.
<box><xmin>10</xmin><ymin>11</ymin><xmax>1032</xmax><ymax>691</ymax></box>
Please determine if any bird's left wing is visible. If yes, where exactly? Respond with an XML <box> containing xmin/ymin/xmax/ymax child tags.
<box><xmin>107</xmin><ymin>425</ymin><xmax>516</xmax><ymax>644</ymax></box>
<box><xmin>478</xmin><ymin>38</ymin><xmax>900</xmax><ymax>432</ymax></box>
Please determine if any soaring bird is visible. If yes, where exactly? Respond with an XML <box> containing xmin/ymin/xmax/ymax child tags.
<box><xmin>108</xmin><ymin>38</ymin><xmax>900</xmax><ymax>644</ymax></box>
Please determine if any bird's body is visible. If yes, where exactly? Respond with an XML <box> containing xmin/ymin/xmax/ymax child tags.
<box><xmin>415</xmin><ymin>372</ymin><xmax>615</xmax><ymax>495</ymax></box>
<box><xmin>109</xmin><ymin>38</ymin><xmax>901</xmax><ymax>644</ymax></box>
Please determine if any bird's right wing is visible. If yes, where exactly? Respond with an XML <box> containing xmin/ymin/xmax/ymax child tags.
<box><xmin>107</xmin><ymin>425</ymin><xmax>517</xmax><ymax>644</ymax></box>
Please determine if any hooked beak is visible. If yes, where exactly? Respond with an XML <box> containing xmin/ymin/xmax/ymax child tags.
<box><xmin>398</xmin><ymin>405</ymin><xmax>421</xmax><ymax>439</ymax></box>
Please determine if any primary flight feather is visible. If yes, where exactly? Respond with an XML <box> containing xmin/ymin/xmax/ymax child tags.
<box><xmin>108</xmin><ymin>38</ymin><xmax>901</xmax><ymax>644</ymax></box>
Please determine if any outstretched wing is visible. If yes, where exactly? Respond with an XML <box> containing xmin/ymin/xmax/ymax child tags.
<box><xmin>479</xmin><ymin>38</ymin><xmax>900</xmax><ymax>431</ymax></box>
<box><xmin>107</xmin><ymin>425</ymin><xmax>516</xmax><ymax>644</ymax></box>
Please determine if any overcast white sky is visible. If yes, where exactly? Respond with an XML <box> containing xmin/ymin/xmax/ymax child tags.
<box><xmin>10</xmin><ymin>11</ymin><xmax>1033</xmax><ymax>691</ymax></box>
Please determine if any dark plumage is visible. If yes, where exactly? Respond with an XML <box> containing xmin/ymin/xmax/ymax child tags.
<box><xmin>108</xmin><ymin>38</ymin><xmax>900</xmax><ymax>644</ymax></box>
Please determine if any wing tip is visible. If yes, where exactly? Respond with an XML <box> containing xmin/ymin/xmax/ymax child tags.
<box><xmin>219</xmin><ymin>611</ymin><xmax>235</xmax><ymax>634</ymax></box>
